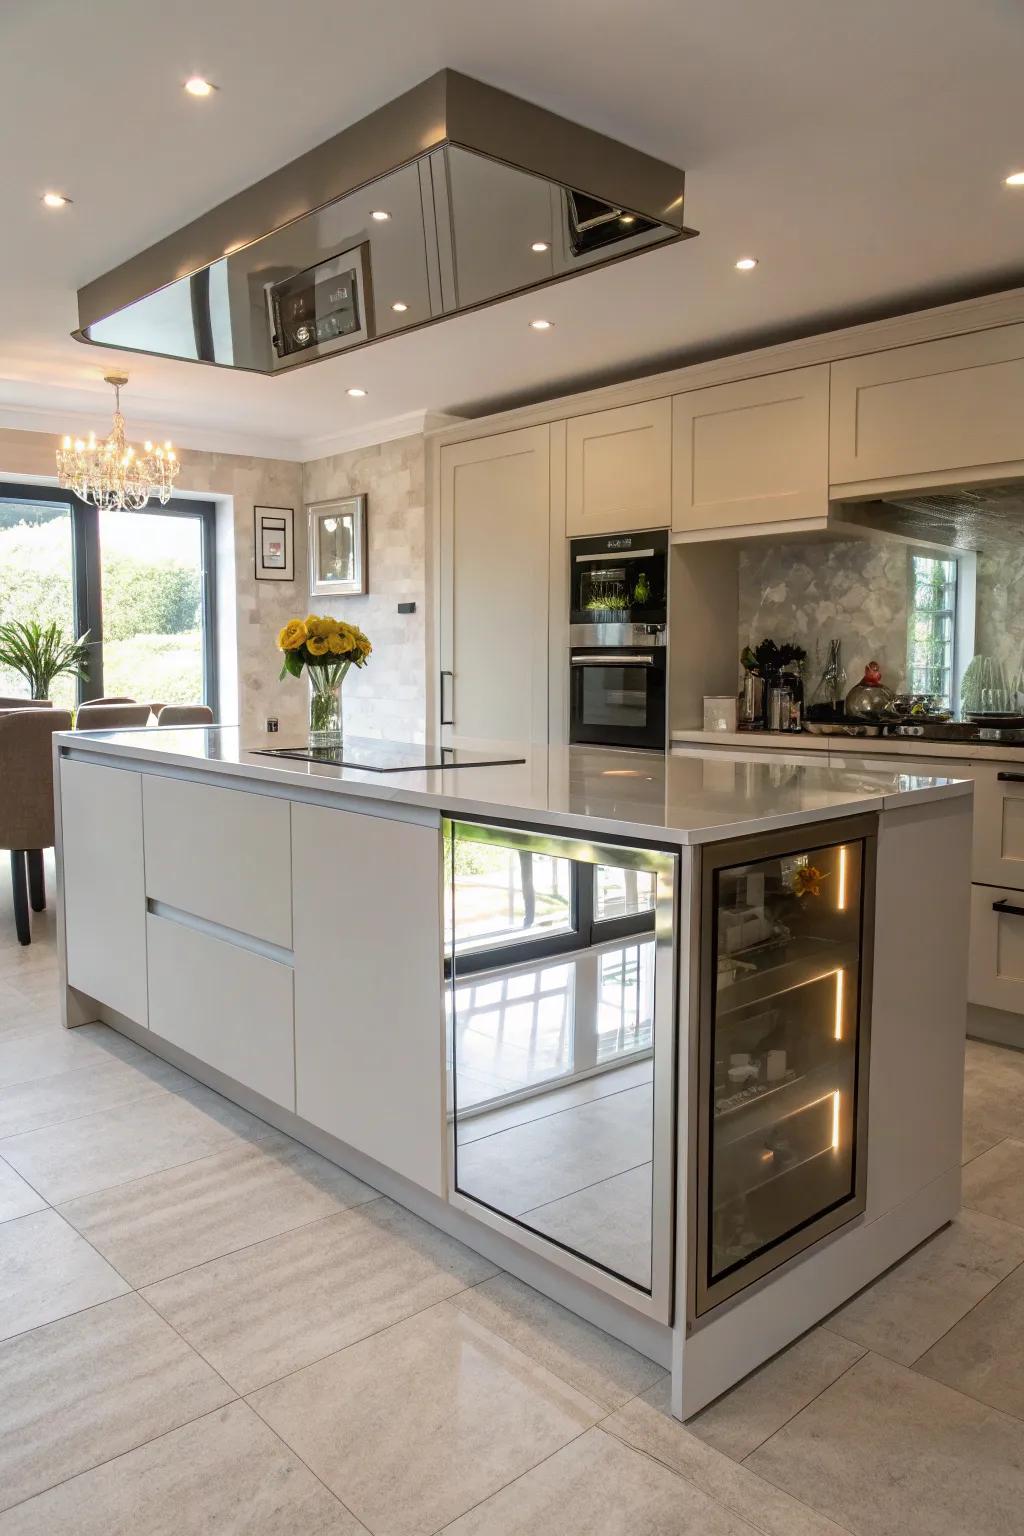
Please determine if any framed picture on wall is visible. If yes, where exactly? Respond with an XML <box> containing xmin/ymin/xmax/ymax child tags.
<box><xmin>254</xmin><ymin>505</ymin><xmax>295</xmax><ymax>581</ymax></box>
<box><xmin>309</xmin><ymin>495</ymin><xmax>368</xmax><ymax>596</ymax></box>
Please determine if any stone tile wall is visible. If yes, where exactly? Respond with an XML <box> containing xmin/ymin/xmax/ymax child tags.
<box><xmin>302</xmin><ymin>437</ymin><xmax>427</xmax><ymax>742</ymax></box>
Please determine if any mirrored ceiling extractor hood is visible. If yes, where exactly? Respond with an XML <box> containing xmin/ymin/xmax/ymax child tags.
<box><xmin>75</xmin><ymin>70</ymin><xmax>697</xmax><ymax>376</ymax></box>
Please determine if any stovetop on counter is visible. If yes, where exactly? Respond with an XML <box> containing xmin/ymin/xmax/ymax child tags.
<box><xmin>883</xmin><ymin>720</ymin><xmax>1024</xmax><ymax>745</ymax></box>
<box><xmin>250</xmin><ymin>738</ymin><xmax>527</xmax><ymax>773</ymax></box>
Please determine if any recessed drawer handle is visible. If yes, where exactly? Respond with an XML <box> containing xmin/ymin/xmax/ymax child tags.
<box><xmin>992</xmin><ymin>898</ymin><xmax>1024</xmax><ymax>917</ymax></box>
<box><xmin>997</xmin><ymin>772</ymin><xmax>1024</xmax><ymax>783</ymax></box>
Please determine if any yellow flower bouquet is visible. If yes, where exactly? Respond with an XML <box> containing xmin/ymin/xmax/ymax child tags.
<box><xmin>277</xmin><ymin>614</ymin><xmax>372</xmax><ymax>745</ymax></box>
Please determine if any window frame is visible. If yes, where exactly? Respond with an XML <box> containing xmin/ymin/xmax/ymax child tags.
<box><xmin>905</xmin><ymin>548</ymin><xmax>959</xmax><ymax>710</ymax></box>
<box><xmin>0</xmin><ymin>481</ymin><xmax>217</xmax><ymax>711</ymax></box>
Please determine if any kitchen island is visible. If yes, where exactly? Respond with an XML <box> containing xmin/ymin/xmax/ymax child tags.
<box><xmin>53</xmin><ymin>728</ymin><xmax>971</xmax><ymax>1417</ymax></box>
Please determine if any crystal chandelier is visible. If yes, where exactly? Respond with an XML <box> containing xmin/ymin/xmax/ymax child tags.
<box><xmin>56</xmin><ymin>374</ymin><xmax>179</xmax><ymax>511</ymax></box>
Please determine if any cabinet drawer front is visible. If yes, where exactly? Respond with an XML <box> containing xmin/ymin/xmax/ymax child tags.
<box><xmin>143</xmin><ymin>775</ymin><xmax>292</xmax><ymax>946</ymax></box>
<box><xmin>830</xmin><ymin>325</ymin><xmax>1024</xmax><ymax>484</ymax></box>
<box><xmin>147</xmin><ymin>913</ymin><xmax>295</xmax><ymax>1108</ymax></box>
<box><xmin>969</xmin><ymin>884</ymin><xmax>1024</xmax><ymax>1015</ymax></box>
<box><xmin>566</xmin><ymin>399</ymin><xmax>671</xmax><ymax>535</ymax></box>
<box><xmin>672</xmin><ymin>366</ymin><xmax>829</xmax><ymax>532</ymax></box>
<box><xmin>970</xmin><ymin>763</ymin><xmax>1024</xmax><ymax>889</ymax></box>
<box><xmin>61</xmin><ymin>759</ymin><xmax>148</xmax><ymax>1025</ymax></box>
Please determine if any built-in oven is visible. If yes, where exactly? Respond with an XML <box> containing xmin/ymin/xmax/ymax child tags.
<box><xmin>569</xmin><ymin>531</ymin><xmax>668</xmax><ymax>751</ymax></box>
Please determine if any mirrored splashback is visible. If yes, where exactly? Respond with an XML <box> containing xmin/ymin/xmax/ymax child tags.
<box><xmin>76</xmin><ymin>71</ymin><xmax>695</xmax><ymax>375</ymax></box>
<box><xmin>445</xmin><ymin>818</ymin><xmax>676</xmax><ymax>1296</ymax></box>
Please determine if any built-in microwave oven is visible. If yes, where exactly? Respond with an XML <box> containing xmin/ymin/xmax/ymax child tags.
<box><xmin>569</xmin><ymin>531</ymin><xmax>668</xmax><ymax>751</ymax></box>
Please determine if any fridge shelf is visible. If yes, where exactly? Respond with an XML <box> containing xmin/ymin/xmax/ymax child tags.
<box><xmin>713</xmin><ymin>1059</ymin><xmax>845</xmax><ymax>1149</ymax></box>
<box><xmin>717</xmin><ymin>936</ymin><xmax>858</xmax><ymax>1018</ymax></box>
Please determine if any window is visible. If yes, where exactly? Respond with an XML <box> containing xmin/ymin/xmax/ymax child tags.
<box><xmin>906</xmin><ymin>552</ymin><xmax>957</xmax><ymax>708</ymax></box>
<box><xmin>0</xmin><ymin>483</ymin><xmax>216</xmax><ymax>709</ymax></box>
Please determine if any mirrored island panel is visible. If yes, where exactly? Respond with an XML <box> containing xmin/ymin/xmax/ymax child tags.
<box><xmin>444</xmin><ymin>818</ymin><xmax>677</xmax><ymax>1302</ymax></box>
<box><xmin>695</xmin><ymin>815</ymin><xmax>876</xmax><ymax>1316</ymax></box>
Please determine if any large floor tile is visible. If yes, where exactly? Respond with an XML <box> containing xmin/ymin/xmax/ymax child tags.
<box><xmin>59</xmin><ymin>1129</ymin><xmax>379</xmax><ymax>1286</ymax></box>
<box><xmin>0</xmin><ymin>1400</ymin><xmax>367</xmax><ymax>1535</ymax></box>
<box><xmin>0</xmin><ymin>1159</ymin><xmax>44</xmax><ymax>1224</ymax></box>
<box><xmin>143</xmin><ymin>1197</ymin><xmax>496</xmax><ymax>1393</ymax></box>
<box><xmin>962</xmin><ymin>1137</ymin><xmax>1024</xmax><ymax>1228</ymax></box>
<box><xmin>449</xmin><ymin>1272</ymin><xmax>664</xmax><ymax>1410</ymax></box>
<box><xmin>0</xmin><ymin>1291</ymin><xmax>233</xmax><ymax>1510</ymax></box>
<box><xmin>688</xmin><ymin>1328</ymin><xmax>865</xmax><ymax>1461</ymax></box>
<box><xmin>522</xmin><ymin>1163</ymin><xmax>652</xmax><ymax>1289</ymax></box>
<box><xmin>916</xmin><ymin>1260</ymin><xmax>1024</xmax><ymax>1418</ymax></box>
<box><xmin>250</xmin><ymin>1301</ymin><xmax>603</xmax><ymax>1536</ymax></box>
<box><xmin>0</xmin><ymin>1209</ymin><xmax>128</xmax><ymax>1341</ymax></box>
<box><xmin>746</xmin><ymin>1351</ymin><xmax>1024</xmax><ymax>1536</ymax></box>
<box><xmin>0</xmin><ymin>1021</ymin><xmax>156</xmax><ymax>1089</ymax></box>
<box><xmin>962</xmin><ymin>1039</ymin><xmax>1024</xmax><ymax>1156</ymax></box>
<box><xmin>604</xmin><ymin>1379</ymin><xmax>850</xmax><ymax>1536</ymax></box>
<box><xmin>825</xmin><ymin>1210</ymin><xmax>1024</xmax><ymax>1364</ymax></box>
<box><xmin>0</xmin><ymin>1052</ymin><xmax>195</xmax><ymax>1138</ymax></box>
<box><xmin>457</xmin><ymin>1060</ymin><xmax>652</xmax><ymax>1144</ymax></box>
<box><xmin>441</xmin><ymin>1425</ymin><xmax>762</xmax><ymax>1535</ymax></box>
<box><xmin>0</xmin><ymin>1083</ymin><xmax>271</xmax><ymax>1203</ymax></box>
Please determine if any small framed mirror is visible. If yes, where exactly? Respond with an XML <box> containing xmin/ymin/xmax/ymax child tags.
<box><xmin>308</xmin><ymin>495</ymin><xmax>368</xmax><ymax>596</ymax></box>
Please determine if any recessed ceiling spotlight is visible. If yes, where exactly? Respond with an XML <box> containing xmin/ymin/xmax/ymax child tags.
<box><xmin>391</xmin><ymin>301</ymin><xmax>408</xmax><ymax>312</ymax></box>
<box><xmin>530</xmin><ymin>240</ymin><xmax>550</xmax><ymax>252</ymax></box>
<box><xmin>735</xmin><ymin>256</ymin><xmax>758</xmax><ymax>270</ymax></box>
<box><xmin>370</xmin><ymin>209</ymin><xmax>391</xmax><ymax>222</ymax></box>
<box><xmin>346</xmin><ymin>387</ymin><xmax>367</xmax><ymax>397</ymax></box>
<box><xmin>1004</xmin><ymin>171</ymin><xmax>1024</xmax><ymax>187</ymax></box>
<box><xmin>529</xmin><ymin>319</ymin><xmax>554</xmax><ymax>330</ymax></box>
<box><xmin>619</xmin><ymin>214</ymin><xmax>636</xmax><ymax>226</ymax></box>
<box><xmin>41</xmin><ymin>191</ymin><xmax>71</xmax><ymax>209</ymax></box>
<box><xmin>184</xmin><ymin>76</ymin><xmax>216</xmax><ymax>97</ymax></box>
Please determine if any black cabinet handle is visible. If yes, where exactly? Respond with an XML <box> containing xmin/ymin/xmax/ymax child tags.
<box><xmin>440</xmin><ymin>670</ymin><xmax>454</xmax><ymax>727</ymax></box>
<box><xmin>997</xmin><ymin>772</ymin><xmax>1024</xmax><ymax>783</ymax></box>
<box><xmin>992</xmin><ymin>898</ymin><xmax>1024</xmax><ymax>917</ymax></box>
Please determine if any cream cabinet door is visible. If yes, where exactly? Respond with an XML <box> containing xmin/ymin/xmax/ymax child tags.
<box><xmin>292</xmin><ymin>803</ymin><xmax>446</xmax><ymax>1196</ymax></box>
<box><xmin>60</xmin><ymin>758</ymin><xmax>148</xmax><ymax>1025</ymax></box>
<box><xmin>439</xmin><ymin>426</ymin><xmax>550</xmax><ymax>747</ymax></box>
<box><xmin>969</xmin><ymin>884</ymin><xmax>1024</xmax><ymax>1014</ymax></box>
<box><xmin>830</xmin><ymin>324</ymin><xmax>1024</xmax><ymax>486</ymax></box>
<box><xmin>566</xmin><ymin>399</ymin><xmax>671</xmax><ymax>535</ymax></box>
<box><xmin>970</xmin><ymin>762</ymin><xmax>1024</xmax><ymax>889</ymax></box>
<box><xmin>672</xmin><ymin>366</ymin><xmax>829</xmax><ymax>534</ymax></box>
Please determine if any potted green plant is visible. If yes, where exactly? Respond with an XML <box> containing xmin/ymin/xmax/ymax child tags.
<box><xmin>0</xmin><ymin>620</ymin><xmax>90</xmax><ymax>700</ymax></box>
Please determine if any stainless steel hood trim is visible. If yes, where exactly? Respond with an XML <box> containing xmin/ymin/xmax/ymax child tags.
<box><xmin>75</xmin><ymin>68</ymin><xmax>695</xmax><ymax>335</ymax></box>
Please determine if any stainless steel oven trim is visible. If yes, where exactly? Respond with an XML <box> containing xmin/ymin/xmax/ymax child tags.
<box><xmin>444</xmin><ymin>816</ymin><xmax>678</xmax><ymax>1320</ymax></box>
<box><xmin>574</xmin><ymin>548</ymin><xmax>658</xmax><ymax>563</ymax></box>
<box><xmin>690</xmin><ymin>814</ymin><xmax>877</xmax><ymax>1324</ymax></box>
<box><xmin>570</xmin><ymin>623</ymin><xmax>666</xmax><ymax>648</ymax></box>
<box><xmin>571</xmin><ymin>653</ymin><xmax>656</xmax><ymax>667</ymax></box>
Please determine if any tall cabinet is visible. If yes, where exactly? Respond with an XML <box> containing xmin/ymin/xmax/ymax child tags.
<box><xmin>439</xmin><ymin>426</ymin><xmax>552</xmax><ymax>747</ymax></box>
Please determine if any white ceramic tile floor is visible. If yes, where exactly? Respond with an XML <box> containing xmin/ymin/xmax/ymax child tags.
<box><xmin>1</xmin><ymin>858</ymin><xmax>1023</xmax><ymax>1532</ymax></box>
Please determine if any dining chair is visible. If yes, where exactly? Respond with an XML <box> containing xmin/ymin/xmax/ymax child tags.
<box><xmin>75</xmin><ymin>702</ymin><xmax>151</xmax><ymax>730</ymax></box>
<box><xmin>0</xmin><ymin>696</ymin><xmax>51</xmax><ymax>708</ymax></box>
<box><xmin>89</xmin><ymin>696</ymin><xmax>136</xmax><ymax>705</ymax></box>
<box><xmin>0</xmin><ymin>708</ymin><xmax>74</xmax><ymax>945</ymax></box>
<box><xmin>157</xmin><ymin>704</ymin><xmax>214</xmax><ymax>726</ymax></box>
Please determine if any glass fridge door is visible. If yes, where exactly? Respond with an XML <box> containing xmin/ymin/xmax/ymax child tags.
<box><xmin>695</xmin><ymin>816</ymin><xmax>875</xmax><ymax>1316</ymax></box>
<box><xmin>445</xmin><ymin>818</ymin><xmax>676</xmax><ymax>1311</ymax></box>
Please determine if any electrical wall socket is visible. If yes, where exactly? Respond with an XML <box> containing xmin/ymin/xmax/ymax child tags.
<box><xmin>266</xmin><ymin>717</ymin><xmax>279</xmax><ymax>733</ymax></box>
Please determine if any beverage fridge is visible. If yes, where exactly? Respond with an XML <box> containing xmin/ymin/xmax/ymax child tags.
<box><xmin>692</xmin><ymin>815</ymin><xmax>876</xmax><ymax>1316</ymax></box>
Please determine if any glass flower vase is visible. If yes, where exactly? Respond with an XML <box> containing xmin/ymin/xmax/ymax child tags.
<box><xmin>308</xmin><ymin>661</ymin><xmax>350</xmax><ymax>747</ymax></box>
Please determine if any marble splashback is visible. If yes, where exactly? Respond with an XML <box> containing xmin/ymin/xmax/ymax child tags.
<box><xmin>302</xmin><ymin>436</ymin><xmax>427</xmax><ymax>742</ymax></box>
<box><xmin>976</xmin><ymin>544</ymin><xmax>1024</xmax><ymax>678</ymax></box>
<box><xmin>738</xmin><ymin>539</ymin><xmax>910</xmax><ymax>695</ymax></box>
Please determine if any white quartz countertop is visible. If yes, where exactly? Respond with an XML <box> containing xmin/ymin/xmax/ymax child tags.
<box><xmin>671</xmin><ymin>727</ymin><xmax>1024</xmax><ymax>763</ymax></box>
<box><xmin>58</xmin><ymin>727</ymin><xmax>972</xmax><ymax>847</ymax></box>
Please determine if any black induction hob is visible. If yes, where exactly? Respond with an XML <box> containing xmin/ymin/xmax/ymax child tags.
<box><xmin>250</xmin><ymin>738</ymin><xmax>527</xmax><ymax>773</ymax></box>
<box><xmin>884</xmin><ymin>721</ymin><xmax>1024</xmax><ymax>746</ymax></box>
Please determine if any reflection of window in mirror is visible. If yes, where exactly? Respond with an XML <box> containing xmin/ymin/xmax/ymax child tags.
<box><xmin>319</xmin><ymin>515</ymin><xmax>354</xmax><ymax>583</ymax></box>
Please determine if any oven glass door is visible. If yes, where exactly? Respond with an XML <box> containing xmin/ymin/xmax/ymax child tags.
<box><xmin>571</xmin><ymin>652</ymin><xmax>665</xmax><ymax>749</ymax></box>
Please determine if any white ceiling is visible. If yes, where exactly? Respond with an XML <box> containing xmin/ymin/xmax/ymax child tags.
<box><xmin>2</xmin><ymin>0</ymin><xmax>1023</xmax><ymax>460</ymax></box>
